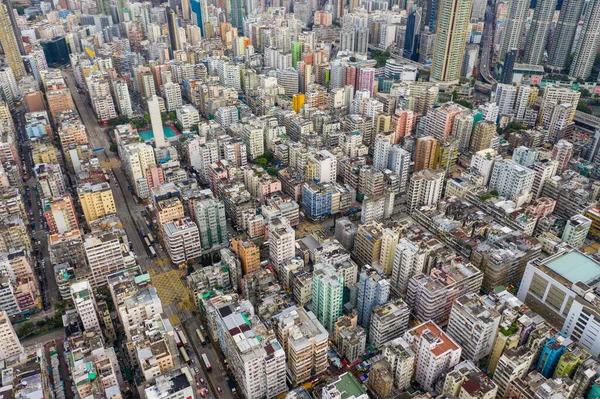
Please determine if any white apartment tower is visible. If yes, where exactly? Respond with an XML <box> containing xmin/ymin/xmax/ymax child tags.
<box><xmin>373</xmin><ymin>134</ymin><xmax>392</xmax><ymax>172</ymax></box>
<box><xmin>268</xmin><ymin>217</ymin><xmax>295</xmax><ymax>271</ymax></box>
<box><xmin>388</xmin><ymin>146</ymin><xmax>410</xmax><ymax>192</ymax></box>
<box><xmin>391</xmin><ymin>238</ymin><xmax>426</xmax><ymax>296</ymax></box>
<box><xmin>71</xmin><ymin>280</ymin><xmax>101</xmax><ymax>332</ymax></box>
<box><xmin>307</xmin><ymin>150</ymin><xmax>337</xmax><ymax>183</ymax></box>
<box><xmin>0</xmin><ymin>310</ymin><xmax>23</xmax><ymax>360</ymax></box>
<box><xmin>407</xmin><ymin>169</ymin><xmax>444</xmax><ymax>211</ymax></box>
<box><xmin>163</xmin><ymin>217</ymin><xmax>202</xmax><ymax>265</ymax></box>
<box><xmin>403</xmin><ymin>321</ymin><xmax>462</xmax><ymax>392</ymax></box>
<box><xmin>112</xmin><ymin>80</ymin><xmax>133</xmax><ymax>118</ymax></box>
<box><xmin>243</xmin><ymin>122</ymin><xmax>265</xmax><ymax>161</ymax></box>
<box><xmin>446</xmin><ymin>293</ymin><xmax>501</xmax><ymax>363</ymax></box>
<box><xmin>494</xmin><ymin>84</ymin><xmax>517</xmax><ymax>116</ymax></box>
<box><xmin>162</xmin><ymin>82</ymin><xmax>183</xmax><ymax>112</ymax></box>
<box><xmin>148</xmin><ymin>95</ymin><xmax>166</xmax><ymax>148</ymax></box>
<box><xmin>499</xmin><ymin>0</ymin><xmax>529</xmax><ymax>61</ymax></box>
<box><xmin>488</xmin><ymin>159</ymin><xmax>535</xmax><ymax>203</ymax></box>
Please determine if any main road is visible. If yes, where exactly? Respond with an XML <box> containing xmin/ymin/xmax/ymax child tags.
<box><xmin>62</xmin><ymin>70</ymin><xmax>171</xmax><ymax>274</ymax></box>
<box><xmin>480</xmin><ymin>4</ymin><xmax>497</xmax><ymax>84</ymax></box>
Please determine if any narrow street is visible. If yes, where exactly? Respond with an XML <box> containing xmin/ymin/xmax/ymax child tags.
<box><xmin>62</xmin><ymin>70</ymin><xmax>169</xmax><ymax>273</ymax></box>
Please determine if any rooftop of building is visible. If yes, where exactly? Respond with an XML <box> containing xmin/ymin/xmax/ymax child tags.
<box><xmin>543</xmin><ymin>250</ymin><xmax>600</xmax><ymax>285</ymax></box>
<box><xmin>408</xmin><ymin>321</ymin><xmax>459</xmax><ymax>356</ymax></box>
<box><xmin>328</xmin><ymin>373</ymin><xmax>365</xmax><ymax>399</ymax></box>
<box><xmin>145</xmin><ymin>371</ymin><xmax>190</xmax><ymax>399</ymax></box>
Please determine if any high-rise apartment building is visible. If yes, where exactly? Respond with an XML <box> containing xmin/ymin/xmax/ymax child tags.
<box><xmin>569</xmin><ymin>0</ymin><xmax>600</xmax><ymax>80</ymax></box>
<box><xmin>373</xmin><ymin>134</ymin><xmax>392</xmax><ymax>172</ymax></box>
<box><xmin>539</xmin><ymin>86</ymin><xmax>580</xmax><ymax>125</ymax></box>
<box><xmin>391</xmin><ymin>238</ymin><xmax>426</xmax><ymax>296</ymax></box>
<box><xmin>414</xmin><ymin>136</ymin><xmax>439</xmax><ymax>172</ymax></box>
<box><xmin>112</xmin><ymin>80</ymin><xmax>133</xmax><ymax>118</ymax></box>
<box><xmin>388</xmin><ymin>146</ymin><xmax>410</xmax><ymax>192</ymax></box>
<box><xmin>369</xmin><ymin>299</ymin><xmax>411</xmax><ymax>348</ymax></box>
<box><xmin>0</xmin><ymin>310</ymin><xmax>23</xmax><ymax>360</ymax></box>
<box><xmin>312</xmin><ymin>263</ymin><xmax>344</xmax><ymax>331</ymax></box>
<box><xmin>71</xmin><ymin>280</ymin><xmax>101</xmax><ymax>332</ymax></box>
<box><xmin>194</xmin><ymin>197</ymin><xmax>228</xmax><ymax>250</ymax></box>
<box><xmin>403</xmin><ymin>321</ymin><xmax>462</xmax><ymax>392</ymax></box>
<box><xmin>469</xmin><ymin>120</ymin><xmax>496</xmax><ymax>153</ymax></box>
<box><xmin>561</xmin><ymin>215</ymin><xmax>592</xmax><ymax>249</ymax></box>
<box><xmin>407</xmin><ymin>169</ymin><xmax>444</xmax><ymax>211</ymax></box>
<box><xmin>425</xmin><ymin>103</ymin><xmax>465</xmax><ymax>140</ymax></box>
<box><xmin>523</xmin><ymin>0</ymin><xmax>558</xmax><ymax>65</ymax></box>
<box><xmin>551</xmin><ymin>140</ymin><xmax>573</xmax><ymax>174</ymax></box>
<box><xmin>493</xmin><ymin>347</ymin><xmax>535</xmax><ymax>397</ymax></box>
<box><xmin>407</xmin><ymin>261</ymin><xmax>483</xmax><ymax>325</ymax></box>
<box><xmin>84</xmin><ymin>231</ymin><xmax>127</xmax><ymax>287</ymax></box>
<box><xmin>0</xmin><ymin>3</ymin><xmax>25</xmax><ymax>80</ymax></box>
<box><xmin>382</xmin><ymin>337</ymin><xmax>415</xmax><ymax>391</ymax></box>
<box><xmin>272</xmin><ymin>306</ymin><xmax>328</xmax><ymax>384</ymax></box>
<box><xmin>430</xmin><ymin>0</ymin><xmax>472</xmax><ymax>83</ymax></box>
<box><xmin>548</xmin><ymin>0</ymin><xmax>585</xmax><ymax>71</ymax></box>
<box><xmin>216</xmin><ymin>302</ymin><xmax>287</xmax><ymax>398</ymax></box>
<box><xmin>357</xmin><ymin>267</ymin><xmax>390</xmax><ymax>328</ymax></box>
<box><xmin>488</xmin><ymin>159</ymin><xmax>535</xmax><ymax>203</ymax></box>
<box><xmin>231</xmin><ymin>237</ymin><xmax>260</xmax><ymax>275</ymax></box>
<box><xmin>162</xmin><ymin>82</ymin><xmax>182</xmax><ymax>112</ymax></box>
<box><xmin>499</xmin><ymin>0</ymin><xmax>528</xmax><ymax>61</ymax></box>
<box><xmin>43</xmin><ymin>195</ymin><xmax>79</xmax><ymax>235</ymax></box>
<box><xmin>446</xmin><ymin>293</ymin><xmax>501</xmax><ymax>363</ymax></box>
<box><xmin>78</xmin><ymin>182</ymin><xmax>116</xmax><ymax>225</ymax></box>
<box><xmin>163</xmin><ymin>218</ymin><xmax>202</xmax><ymax>265</ymax></box>
<box><xmin>268</xmin><ymin>217</ymin><xmax>295</xmax><ymax>272</ymax></box>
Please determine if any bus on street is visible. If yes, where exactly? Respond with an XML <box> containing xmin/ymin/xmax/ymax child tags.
<box><xmin>201</xmin><ymin>353</ymin><xmax>212</xmax><ymax>371</ymax></box>
<box><xmin>179</xmin><ymin>347</ymin><xmax>189</xmax><ymax>363</ymax></box>
<box><xmin>196</xmin><ymin>328</ymin><xmax>207</xmax><ymax>346</ymax></box>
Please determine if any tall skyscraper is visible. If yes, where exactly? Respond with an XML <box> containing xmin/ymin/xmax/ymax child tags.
<box><xmin>229</xmin><ymin>0</ymin><xmax>244</xmax><ymax>35</ymax></box>
<box><xmin>522</xmin><ymin>0</ymin><xmax>558</xmax><ymax>65</ymax></box>
<box><xmin>569</xmin><ymin>0</ymin><xmax>600</xmax><ymax>79</ymax></box>
<box><xmin>148</xmin><ymin>95</ymin><xmax>166</xmax><ymax>148</ymax></box>
<box><xmin>499</xmin><ymin>0</ymin><xmax>528</xmax><ymax>62</ymax></box>
<box><xmin>0</xmin><ymin>2</ymin><xmax>25</xmax><ymax>80</ymax></box>
<box><xmin>190</xmin><ymin>0</ymin><xmax>207</xmax><ymax>36</ymax></box>
<box><xmin>404</xmin><ymin>9</ymin><xmax>422</xmax><ymax>60</ymax></box>
<box><xmin>430</xmin><ymin>0</ymin><xmax>472</xmax><ymax>83</ymax></box>
<box><xmin>548</xmin><ymin>0</ymin><xmax>584</xmax><ymax>71</ymax></box>
<box><xmin>166</xmin><ymin>6</ymin><xmax>181</xmax><ymax>53</ymax></box>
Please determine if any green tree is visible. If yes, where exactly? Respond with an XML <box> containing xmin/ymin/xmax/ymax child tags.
<box><xmin>254</xmin><ymin>157</ymin><xmax>268</xmax><ymax>168</ymax></box>
<box><xmin>490</xmin><ymin>189</ymin><xmax>499</xmax><ymax>197</ymax></box>
<box><xmin>577</xmin><ymin>101</ymin><xmax>593</xmax><ymax>114</ymax></box>
<box><xmin>179</xmin><ymin>135</ymin><xmax>188</xmax><ymax>143</ymax></box>
<box><xmin>452</xmin><ymin>90</ymin><xmax>458</xmax><ymax>101</ymax></box>
<box><xmin>168</xmin><ymin>112</ymin><xmax>176</xmax><ymax>120</ymax></box>
<box><xmin>580</xmin><ymin>88</ymin><xmax>591</xmax><ymax>98</ymax></box>
<box><xmin>110</xmin><ymin>143</ymin><xmax>118</xmax><ymax>152</ymax></box>
<box><xmin>17</xmin><ymin>322</ymin><xmax>34</xmax><ymax>338</ymax></box>
<box><xmin>263</xmin><ymin>151</ymin><xmax>275</xmax><ymax>163</ymax></box>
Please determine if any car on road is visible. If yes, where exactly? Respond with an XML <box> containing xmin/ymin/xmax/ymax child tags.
<box><xmin>199</xmin><ymin>378</ymin><xmax>205</xmax><ymax>384</ymax></box>
<box><xmin>217</xmin><ymin>386</ymin><xmax>222</xmax><ymax>395</ymax></box>
<box><xmin>196</xmin><ymin>382</ymin><xmax>201</xmax><ymax>388</ymax></box>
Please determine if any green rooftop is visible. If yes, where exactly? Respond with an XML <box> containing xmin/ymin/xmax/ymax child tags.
<box><xmin>546</xmin><ymin>251</ymin><xmax>600</xmax><ymax>284</ymax></box>
<box><xmin>334</xmin><ymin>373</ymin><xmax>365</xmax><ymax>399</ymax></box>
